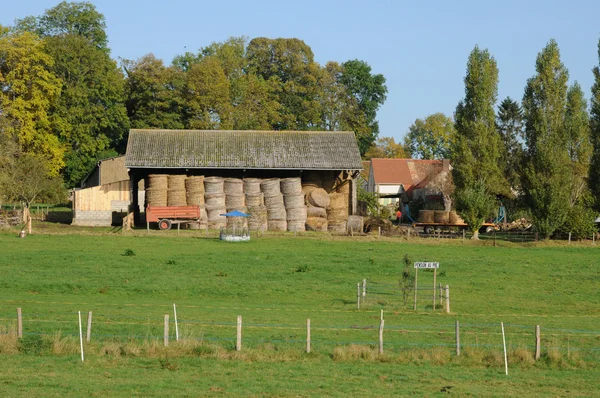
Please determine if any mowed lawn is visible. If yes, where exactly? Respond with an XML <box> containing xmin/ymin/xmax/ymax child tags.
<box><xmin>0</xmin><ymin>230</ymin><xmax>598</xmax><ymax>396</ymax></box>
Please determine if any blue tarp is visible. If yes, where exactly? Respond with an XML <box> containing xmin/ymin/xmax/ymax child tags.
<box><xmin>220</xmin><ymin>210</ymin><xmax>250</xmax><ymax>217</ymax></box>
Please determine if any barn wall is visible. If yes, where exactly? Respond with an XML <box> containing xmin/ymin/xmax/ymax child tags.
<box><xmin>72</xmin><ymin>181</ymin><xmax>132</xmax><ymax>226</ymax></box>
<box><xmin>100</xmin><ymin>156</ymin><xmax>129</xmax><ymax>186</ymax></box>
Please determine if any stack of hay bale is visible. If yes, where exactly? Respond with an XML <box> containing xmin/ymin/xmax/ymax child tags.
<box><xmin>244</xmin><ymin>178</ymin><xmax>267</xmax><ymax>232</ymax></box>
<box><xmin>146</xmin><ymin>174</ymin><xmax>168</xmax><ymax>206</ymax></box>
<box><xmin>204</xmin><ymin>176</ymin><xmax>226</xmax><ymax>229</ymax></box>
<box><xmin>261</xmin><ymin>178</ymin><xmax>286</xmax><ymax>231</ymax></box>
<box><xmin>224</xmin><ymin>178</ymin><xmax>247</xmax><ymax>229</ymax></box>
<box><xmin>167</xmin><ymin>175</ymin><xmax>187</xmax><ymax>206</ymax></box>
<box><xmin>305</xmin><ymin>188</ymin><xmax>329</xmax><ymax>231</ymax></box>
<box><xmin>281</xmin><ymin>177</ymin><xmax>306</xmax><ymax>232</ymax></box>
<box><xmin>327</xmin><ymin>184</ymin><xmax>349</xmax><ymax>233</ymax></box>
<box><xmin>185</xmin><ymin>176</ymin><xmax>207</xmax><ymax>229</ymax></box>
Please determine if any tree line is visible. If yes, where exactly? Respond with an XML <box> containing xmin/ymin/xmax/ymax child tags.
<box><xmin>0</xmin><ymin>1</ymin><xmax>387</xmax><ymax>199</ymax></box>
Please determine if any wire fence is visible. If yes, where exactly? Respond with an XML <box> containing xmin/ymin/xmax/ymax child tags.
<box><xmin>1</xmin><ymin>305</ymin><xmax>598</xmax><ymax>361</ymax></box>
<box><xmin>417</xmin><ymin>229</ymin><xmax>598</xmax><ymax>244</ymax></box>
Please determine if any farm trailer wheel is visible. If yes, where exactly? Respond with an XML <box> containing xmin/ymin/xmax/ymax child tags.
<box><xmin>158</xmin><ymin>219</ymin><xmax>172</xmax><ymax>230</ymax></box>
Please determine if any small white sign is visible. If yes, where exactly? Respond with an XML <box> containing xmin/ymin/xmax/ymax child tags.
<box><xmin>414</xmin><ymin>262</ymin><xmax>439</xmax><ymax>269</ymax></box>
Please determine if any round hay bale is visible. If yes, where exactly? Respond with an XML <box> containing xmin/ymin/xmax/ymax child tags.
<box><xmin>207</xmin><ymin>220</ymin><xmax>226</xmax><ymax>230</ymax></box>
<box><xmin>328</xmin><ymin>221</ymin><xmax>347</xmax><ymax>233</ymax></box>
<box><xmin>307</xmin><ymin>206</ymin><xmax>327</xmax><ymax>218</ymax></box>
<box><xmin>226</xmin><ymin>206</ymin><xmax>248</xmax><ymax>213</ymax></box>
<box><xmin>347</xmin><ymin>215</ymin><xmax>364</xmax><ymax>233</ymax></box>
<box><xmin>186</xmin><ymin>191</ymin><xmax>205</xmax><ymax>206</ymax></box>
<box><xmin>328</xmin><ymin>192</ymin><xmax>348</xmax><ymax>210</ymax></box>
<box><xmin>301</xmin><ymin>184</ymin><xmax>319</xmax><ymax>196</ymax></box>
<box><xmin>260</xmin><ymin>178</ymin><xmax>281</xmax><ymax>195</ymax></box>
<box><xmin>327</xmin><ymin>208</ymin><xmax>349</xmax><ymax>221</ymax></box>
<box><xmin>267</xmin><ymin>219</ymin><xmax>287</xmax><ymax>232</ymax></box>
<box><xmin>245</xmin><ymin>193</ymin><xmax>264</xmax><ymax>207</ymax></box>
<box><xmin>266</xmin><ymin>206</ymin><xmax>286</xmax><ymax>220</ymax></box>
<box><xmin>204</xmin><ymin>177</ymin><xmax>224</xmax><ymax>194</ymax></box>
<box><xmin>449</xmin><ymin>211</ymin><xmax>465</xmax><ymax>224</ymax></box>
<box><xmin>305</xmin><ymin>217</ymin><xmax>328</xmax><ymax>232</ymax></box>
<box><xmin>434</xmin><ymin>210</ymin><xmax>450</xmax><ymax>223</ymax></box>
<box><xmin>225</xmin><ymin>194</ymin><xmax>245</xmax><ymax>209</ymax></box>
<box><xmin>146</xmin><ymin>188</ymin><xmax>167</xmax><ymax>207</ymax></box>
<box><xmin>243</xmin><ymin>178</ymin><xmax>262</xmax><ymax>194</ymax></box>
<box><xmin>248</xmin><ymin>206</ymin><xmax>267</xmax><ymax>220</ymax></box>
<box><xmin>205</xmin><ymin>193</ymin><xmax>226</xmax><ymax>207</ymax></box>
<box><xmin>286</xmin><ymin>207</ymin><xmax>307</xmax><ymax>221</ymax></box>
<box><xmin>167</xmin><ymin>189</ymin><xmax>187</xmax><ymax>207</ymax></box>
<box><xmin>287</xmin><ymin>220</ymin><xmax>306</xmax><ymax>232</ymax></box>
<box><xmin>148</xmin><ymin>174</ymin><xmax>168</xmax><ymax>190</ymax></box>
<box><xmin>226</xmin><ymin>216</ymin><xmax>248</xmax><ymax>229</ymax></box>
<box><xmin>168</xmin><ymin>175</ymin><xmax>186</xmax><ymax>191</ymax></box>
<box><xmin>248</xmin><ymin>222</ymin><xmax>267</xmax><ymax>232</ymax></box>
<box><xmin>224</xmin><ymin>178</ymin><xmax>244</xmax><ymax>195</ymax></box>
<box><xmin>283</xmin><ymin>194</ymin><xmax>305</xmax><ymax>209</ymax></box>
<box><xmin>185</xmin><ymin>176</ymin><xmax>205</xmax><ymax>193</ymax></box>
<box><xmin>280</xmin><ymin>178</ymin><xmax>302</xmax><ymax>195</ymax></box>
<box><xmin>418</xmin><ymin>210</ymin><xmax>434</xmax><ymax>223</ymax></box>
<box><xmin>307</xmin><ymin>189</ymin><xmax>330</xmax><ymax>208</ymax></box>
<box><xmin>264</xmin><ymin>193</ymin><xmax>284</xmax><ymax>208</ymax></box>
<box><xmin>207</xmin><ymin>208</ymin><xmax>226</xmax><ymax>222</ymax></box>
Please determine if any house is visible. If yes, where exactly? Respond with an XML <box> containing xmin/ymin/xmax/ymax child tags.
<box><xmin>367</xmin><ymin>158</ymin><xmax>451</xmax><ymax>206</ymax></box>
<box><xmin>124</xmin><ymin>129</ymin><xmax>363</xmax><ymax>228</ymax></box>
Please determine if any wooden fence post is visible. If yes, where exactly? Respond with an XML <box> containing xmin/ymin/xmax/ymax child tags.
<box><xmin>362</xmin><ymin>279</ymin><xmax>366</xmax><ymax>304</ymax></box>
<box><xmin>535</xmin><ymin>325</ymin><xmax>541</xmax><ymax>360</ymax></box>
<box><xmin>306</xmin><ymin>319</ymin><xmax>311</xmax><ymax>354</ymax></box>
<box><xmin>357</xmin><ymin>283</ymin><xmax>361</xmax><ymax>310</ymax></box>
<box><xmin>413</xmin><ymin>269</ymin><xmax>418</xmax><ymax>311</ymax></box>
<box><xmin>378</xmin><ymin>319</ymin><xmax>384</xmax><ymax>354</ymax></box>
<box><xmin>445</xmin><ymin>285</ymin><xmax>450</xmax><ymax>314</ymax></box>
<box><xmin>439</xmin><ymin>283</ymin><xmax>443</xmax><ymax>307</ymax></box>
<box><xmin>568</xmin><ymin>232</ymin><xmax>572</xmax><ymax>245</ymax></box>
<box><xmin>86</xmin><ymin>311</ymin><xmax>92</xmax><ymax>342</ymax></box>
<box><xmin>432</xmin><ymin>268</ymin><xmax>437</xmax><ymax>310</ymax></box>
<box><xmin>236</xmin><ymin>315</ymin><xmax>242</xmax><ymax>351</ymax></box>
<box><xmin>455</xmin><ymin>320</ymin><xmax>460</xmax><ymax>356</ymax></box>
<box><xmin>17</xmin><ymin>308</ymin><xmax>22</xmax><ymax>339</ymax></box>
<box><xmin>164</xmin><ymin>315</ymin><xmax>169</xmax><ymax>347</ymax></box>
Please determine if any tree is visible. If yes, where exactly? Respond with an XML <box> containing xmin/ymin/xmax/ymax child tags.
<box><xmin>590</xmin><ymin>39</ymin><xmax>600</xmax><ymax>213</ymax></box>
<box><xmin>123</xmin><ymin>54</ymin><xmax>184</xmax><ymax>129</ymax></box>
<box><xmin>496</xmin><ymin>97</ymin><xmax>524</xmax><ymax>191</ymax></box>
<box><xmin>0</xmin><ymin>30</ymin><xmax>64</xmax><ymax>175</ymax></box>
<box><xmin>455</xmin><ymin>179</ymin><xmax>496</xmax><ymax>240</ymax></box>
<box><xmin>364</xmin><ymin>137</ymin><xmax>407</xmax><ymax>159</ymax></box>
<box><xmin>339</xmin><ymin>60</ymin><xmax>387</xmax><ymax>155</ymax></box>
<box><xmin>404</xmin><ymin>113</ymin><xmax>454</xmax><ymax>160</ymax></box>
<box><xmin>452</xmin><ymin>46</ymin><xmax>506</xmax><ymax>196</ymax></box>
<box><xmin>521</xmin><ymin>40</ymin><xmax>571</xmax><ymax>239</ymax></box>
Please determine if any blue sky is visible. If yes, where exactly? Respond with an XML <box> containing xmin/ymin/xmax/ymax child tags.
<box><xmin>2</xmin><ymin>1</ymin><xmax>600</xmax><ymax>143</ymax></box>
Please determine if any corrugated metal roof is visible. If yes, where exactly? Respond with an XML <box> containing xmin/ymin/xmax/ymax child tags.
<box><xmin>125</xmin><ymin>129</ymin><xmax>363</xmax><ymax>170</ymax></box>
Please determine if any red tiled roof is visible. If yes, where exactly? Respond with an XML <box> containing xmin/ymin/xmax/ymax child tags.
<box><xmin>371</xmin><ymin>158</ymin><xmax>444</xmax><ymax>191</ymax></box>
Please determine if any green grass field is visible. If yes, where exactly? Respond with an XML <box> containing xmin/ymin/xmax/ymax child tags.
<box><xmin>0</xmin><ymin>227</ymin><xmax>598</xmax><ymax>396</ymax></box>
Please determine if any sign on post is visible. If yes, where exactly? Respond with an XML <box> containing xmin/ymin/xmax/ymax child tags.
<box><xmin>413</xmin><ymin>262</ymin><xmax>440</xmax><ymax>311</ymax></box>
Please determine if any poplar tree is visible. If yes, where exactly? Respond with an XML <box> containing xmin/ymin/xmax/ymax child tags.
<box><xmin>452</xmin><ymin>46</ymin><xmax>505</xmax><ymax>238</ymax></box>
<box><xmin>521</xmin><ymin>40</ymin><xmax>571</xmax><ymax>238</ymax></box>
<box><xmin>590</xmin><ymin>39</ymin><xmax>600</xmax><ymax>213</ymax></box>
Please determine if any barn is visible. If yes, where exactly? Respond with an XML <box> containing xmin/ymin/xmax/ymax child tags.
<box><xmin>124</xmin><ymin>129</ymin><xmax>363</xmax><ymax>232</ymax></box>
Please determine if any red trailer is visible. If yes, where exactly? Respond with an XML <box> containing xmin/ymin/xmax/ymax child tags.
<box><xmin>146</xmin><ymin>206</ymin><xmax>201</xmax><ymax>230</ymax></box>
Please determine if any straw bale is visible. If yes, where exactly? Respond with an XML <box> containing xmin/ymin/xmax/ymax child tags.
<box><xmin>305</xmin><ymin>217</ymin><xmax>328</xmax><ymax>232</ymax></box>
<box><xmin>264</xmin><ymin>193</ymin><xmax>284</xmax><ymax>208</ymax></box>
<box><xmin>168</xmin><ymin>175</ymin><xmax>186</xmax><ymax>191</ymax></box>
<box><xmin>328</xmin><ymin>192</ymin><xmax>348</xmax><ymax>210</ymax></box>
<box><xmin>224</xmin><ymin>178</ymin><xmax>244</xmax><ymax>195</ymax></box>
<box><xmin>327</xmin><ymin>208</ymin><xmax>349</xmax><ymax>221</ymax></box>
<box><xmin>266</xmin><ymin>206</ymin><xmax>286</xmax><ymax>220</ymax></box>
<box><xmin>280</xmin><ymin>178</ymin><xmax>302</xmax><ymax>195</ymax></box>
<box><xmin>207</xmin><ymin>220</ymin><xmax>226</xmax><ymax>230</ymax></box>
<box><xmin>419</xmin><ymin>210</ymin><xmax>434</xmax><ymax>223</ymax></box>
<box><xmin>207</xmin><ymin>208</ymin><xmax>226</xmax><ymax>222</ymax></box>
<box><xmin>335</xmin><ymin>180</ymin><xmax>350</xmax><ymax>194</ymax></box>
<box><xmin>148</xmin><ymin>174</ymin><xmax>168</xmax><ymax>190</ymax></box>
<box><xmin>301</xmin><ymin>184</ymin><xmax>319</xmax><ymax>197</ymax></box>
<box><xmin>307</xmin><ymin>189</ymin><xmax>330</xmax><ymax>208</ymax></box>
<box><xmin>307</xmin><ymin>206</ymin><xmax>327</xmax><ymax>218</ymax></box>
<box><xmin>286</xmin><ymin>207</ymin><xmax>307</xmax><ymax>221</ymax></box>
<box><xmin>245</xmin><ymin>193</ymin><xmax>264</xmax><ymax>207</ymax></box>
<box><xmin>449</xmin><ymin>211</ymin><xmax>465</xmax><ymax>224</ymax></box>
<box><xmin>283</xmin><ymin>194</ymin><xmax>305</xmax><ymax>209</ymax></box>
<box><xmin>205</xmin><ymin>193</ymin><xmax>226</xmax><ymax>208</ymax></box>
<box><xmin>167</xmin><ymin>189</ymin><xmax>187</xmax><ymax>207</ymax></box>
<box><xmin>287</xmin><ymin>220</ymin><xmax>306</xmax><ymax>232</ymax></box>
<box><xmin>185</xmin><ymin>176</ymin><xmax>205</xmax><ymax>193</ymax></box>
<box><xmin>146</xmin><ymin>188</ymin><xmax>167</xmax><ymax>207</ymax></box>
<box><xmin>248</xmin><ymin>207</ymin><xmax>268</xmax><ymax>232</ymax></box>
<box><xmin>186</xmin><ymin>191</ymin><xmax>205</xmax><ymax>206</ymax></box>
<box><xmin>260</xmin><ymin>178</ymin><xmax>281</xmax><ymax>195</ymax></box>
<box><xmin>434</xmin><ymin>210</ymin><xmax>450</xmax><ymax>223</ymax></box>
<box><xmin>204</xmin><ymin>176</ymin><xmax>224</xmax><ymax>194</ymax></box>
<box><xmin>328</xmin><ymin>221</ymin><xmax>347</xmax><ymax>233</ymax></box>
<box><xmin>243</xmin><ymin>178</ymin><xmax>262</xmax><ymax>194</ymax></box>
<box><xmin>347</xmin><ymin>215</ymin><xmax>364</xmax><ymax>233</ymax></box>
<box><xmin>225</xmin><ymin>194</ymin><xmax>245</xmax><ymax>209</ymax></box>
<box><xmin>267</xmin><ymin>219</ymin><xmax>287</xmax><ymax>232</ymax></box>
<box><xmin>226</xmin><ymin>216</ymin><xmax>248</xmax><ymax>229</ymax></box>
